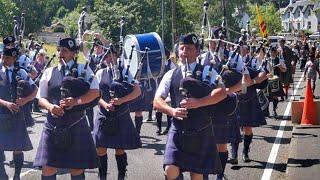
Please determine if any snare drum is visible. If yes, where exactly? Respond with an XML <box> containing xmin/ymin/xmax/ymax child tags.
<box><xmin>123</xmin><ymin>32</ymin><xmax>165</xmax><ymax>80</ymax></box>
<box><xmin>268</xmin><ymin>75</ymin><xmax>280</xmax><ymax>93</ymax></box>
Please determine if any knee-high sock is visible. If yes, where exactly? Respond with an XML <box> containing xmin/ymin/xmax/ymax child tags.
<box><xmin>71</xmin><ymin>173</ymin><xmax>85</xmax><ymax>180</ymax></box>
<box><xmin>13</xmin><ymin>153</ymin><xmax>24</xmax><ymax>178</ymax></box>
<box><xmin>243</xmin><ymin>134</ymin><xmax>253</xmax><ymax>155</ymax></box>
<box><xmin>166</xmin><ymin>115</ymin><xmax>172</xmax><ymax>130</ymax></box>
<box><xmin>116</xmin><ymin>153</ymin><xmax>128</xmax><ymax>180</ymax></box>
<box><xmin>272</xmin><ymin>99</ymin><xmax>278</xmax><ymax>111</ymax></box>
<box><xmin>217</xmin><ymin>151</ymin><xmax>228</xmax><ymax>178</ymax></box>
<box><xmin>148</xmin><ymin>107</ymin><xmax>153</xmax><ymax>120</ymax></box>
<box><xmin>98</xmin><ymin>154</ymin><xmax>108</xmax><ymax>180</ymax></box>
<box><xmin>156</xmin><ymin>112</ymin><xmax>163</xmax><ymax>131</ymax></box>
<box><xmin>135</xmin><ymin>116</ymin><xmax>143</xmax><ymax>135</ymax></box>
<box><xmin>41</xmin><ymin>174</ymin><xmax>56</xmax><ymax>180</ymax></box>
<box><xmin>231</xmin><ymin>142</ymin><xmax>239</xmax><ymax>159</ymax></box>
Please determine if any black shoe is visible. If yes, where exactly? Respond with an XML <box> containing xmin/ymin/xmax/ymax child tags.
<box><xmin>273</xmin><ymin>111</ymin><xmax>278</xmax><ymax>119</ymax></box>
<box><xmin>156</xmin><ymin>130</ymin><xmax>162</xmax><ymax>135</ymax></box>
<box><xmin>162</xmin><ymin>129</ymin><xmax>169</xmax><ymax>135</ymax></box>
<box><xmin>229</xmin><ymin>157</ymin><xmax>238</xmax><ymax>165</ymax></box>
<box><xmin>242</xmin><ymin>154</ymin><xmax>250</xmax><ymax>162</ymax></box>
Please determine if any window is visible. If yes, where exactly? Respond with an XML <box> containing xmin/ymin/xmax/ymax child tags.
<box><xmin>308</xmin><ymin>21</ymin><xmax>312</xmax><ymax>29</ymax></box>
<box><xmin>297</xmin><ymin>23</ymin><xmax>301</xmax><ymax>30</ymax></box>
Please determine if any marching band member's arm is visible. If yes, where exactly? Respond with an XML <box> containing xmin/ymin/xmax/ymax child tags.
<box><xmin>278</xmin><ymin>57</ymin><xmax>287</xmax><ymax>72</ymax></box>
<box><xmin>252</xmin><ymin>71</ymin><xmax>267</xmax><ymax>85</ymax></box>
<box><xmin>180</xmin><ymin>67</ymin><xmax>227</xmax><ymax>109</ymax></box>
<box><xmin>180</xmin><ymin>87</ymin><xmax>226</xmax><ymax>109</ymax></box>
<box><xmin>154</xmin><ymin>70</ymin><xmax>188</xmax><ymax>120</ymax></box>
<box><xmin>37</xmin><ymin>68</ymin><xmax>64</xmax><ymax>116</ymax></box>
<box><xmin>112</xmin><ymin>84</ymin><xmax>141</xmax><ymax>106</ymax></box>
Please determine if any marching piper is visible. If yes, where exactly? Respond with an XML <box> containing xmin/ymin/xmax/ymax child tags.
<box><xmin>0</xmin><ymin>47</ymin><xmax>37</xmax><ymax>180</ymax></box>
<box><xmin>34</xmin><ymin>37</ymin><xmax>99</xmax><ymax>180</ymax></box>
<box><xmin>202</xmin><ymin>27</ymin><xmax>246</xmax><ymax>180</ymax></box>
<box><xmin>154</xmin><ymin>33</ymin><xmax>226</xmax><ymax>180</ymax></box>
<box><xmin>94</xmin><ymin>43</ymin><xmax>142</xmax><ymax>180</ymax></box>
<box><xmin>231</xmin><ymin>45</ymin><xmax>268</xmax><ymax>163</ymax></box>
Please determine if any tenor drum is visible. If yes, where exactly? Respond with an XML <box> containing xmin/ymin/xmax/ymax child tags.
<box><xmin>268</xmin><ymin>75</ymin><xmax>280</xmax><ymax>93</ymax></box>
<box><xmin>257</xmin><ymin>89</ymin><xmax>269</xmax><ymax>111</ymax></box>
<box><xmin>123</xmin><ymin>32</ymin><xmax>165</xmax><ymax>80</ymax></box>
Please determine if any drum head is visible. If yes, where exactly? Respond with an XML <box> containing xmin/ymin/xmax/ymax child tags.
<box><xmin>123</xmin><ymin>32</ymin><xmax>165</xmax><ymax>80</ymax></box>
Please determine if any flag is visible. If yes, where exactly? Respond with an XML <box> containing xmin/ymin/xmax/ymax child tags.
<box><xmin>256</xmin><ymin>4</ymin><xmax>268</xmax><ymax>38</ymax></box>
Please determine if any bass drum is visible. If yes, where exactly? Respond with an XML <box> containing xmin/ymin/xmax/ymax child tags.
<box><xmin>123</xmin><ymin>32</ymin><xmax>165</xmax><ymax>80</ymax></box>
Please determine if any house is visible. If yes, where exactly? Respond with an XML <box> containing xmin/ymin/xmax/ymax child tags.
<box><xmin>280</xmin><ymin>0</ymin><xmax>320</xmax><ymax>33</ymax></box>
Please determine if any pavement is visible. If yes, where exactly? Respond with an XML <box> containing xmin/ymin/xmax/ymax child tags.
<box><xmin>2</xmin><ymin>66</ymin><xmax>320</xmax><ymax>180</ymax></box>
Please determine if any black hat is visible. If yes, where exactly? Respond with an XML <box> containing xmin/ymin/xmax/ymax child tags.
<box><xmin>57</xmin><ymin>38</ymin><xmax>78</xmax><ymax>52</ymax></box>
<box><xmin>3</xmin><ymin>36</ymin><xmax>15</xmax><ymax>46</ymax></box>
<box><xmin>210</xmin><ymin>27</ymin><xmax>224</xmax><ymax>39</ymax></box>
<box><xmin>2</xmin><ymin>47</ymin><xmax>19</xmax><ymax>57</ymax></box>
<box><xmin>270</xmin><ymin>46</ymin><xmax>277</xmax><ymax>52</ymax></box>
<box><xmin>179</xmin><ymin>33</ymin><xmax>199</xmax><ymax>47</ymax></box>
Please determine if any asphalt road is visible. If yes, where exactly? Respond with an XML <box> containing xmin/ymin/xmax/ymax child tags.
<box><xmin>3</xmin><ymin>69</ymin><xmax>311</xmax><ymax>180</ymax></box>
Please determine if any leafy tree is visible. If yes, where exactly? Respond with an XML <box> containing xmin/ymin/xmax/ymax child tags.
<box><xmin>0</xmin><ymin>0</ymin><xmax>19</xmax><ymax>37</ymax></box>
<box><xmin>248</xmin><ymin>2</ymin><xmax>282</xmax><ymax>36</ymax></box>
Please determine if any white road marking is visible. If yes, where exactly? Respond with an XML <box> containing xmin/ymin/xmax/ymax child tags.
<box><xmin>261</xmin><ymin>73</ymin><xmax>304</xmax><ymax>180</ymax></box>
<box><xmin>9</xmin><ymin>169</ymin><xmax>38</xmax><ymax>180</ymax></box>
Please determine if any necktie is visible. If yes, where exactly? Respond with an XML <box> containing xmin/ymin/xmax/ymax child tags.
<box><xmin>108</xmin><ymin>68</ymin><xmax>113</xmax><ymax>82</ymax></box>
<box><xmin>60</xmin><ymin>65</ymin><xmax>66</xmax><ymax>77</ymax></box>
<box><xmin>5</xmin><ymin>68</ymin><xmax>11</xmax><ymax>85</ymax></box>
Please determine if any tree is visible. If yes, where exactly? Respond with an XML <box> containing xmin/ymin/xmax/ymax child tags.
<box><xmin>249</xmin><ymin>2</ymin><xmax>282</xmax><ymax>36</ymax></box>
<box><xmin>0</xmin><ymin>0</ymin><xmax>19</xmax><ymax>37</ymax></box>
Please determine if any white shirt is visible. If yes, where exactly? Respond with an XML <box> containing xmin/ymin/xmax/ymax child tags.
<box><xmin>155</xmin><ymin>61</ymin><xmax>220</xmax><ymax>99</ymax></box>
<box><xmin>37</xmin><ymin>60</ymin><xmax>99</xmax><ymax>99</ymax></box>
<box><xmin>0</xmin><ymin>65</ymin><xmax>34</xmax><ymax>85</ymax></box>
<box><xmin>18</xmin><ymin>54</ymin><xmax>31</xmax><ymax>69</ymax></box>
<box><xmin>96</xmin><ymin>66</ymin><xmax>134</xmax><ymax>86</ymax></box>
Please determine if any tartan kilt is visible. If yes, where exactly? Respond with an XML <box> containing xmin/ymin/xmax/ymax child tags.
<box><xmin>33</xmin><ymin>116</ymin><xmax>98</xmax><ymax>169</ymax></box>
<box><xmin>238</xmin><ymin>96</ymin><xmax>267</xmax><ymax>127</ymax></box>
<box><xmin>129</xmin><ymin>79</ymin><xmax>156</xmax><ymax>112</ymax></box>
<box><xmin>93</xmin><ymin>109</ymin><xmax>141</xmax><ymax>150</ymax></box>
<box><xmin>212</xmin><ymin>112</ymin><xmax>242</xmax><ymax>144</ymax></box>
<box><xmin>23</xmin><ymin>102</ymin><xmax>35</xmax><ymax>127</ymax></box>
<box><xmin>164</xmin><ymin>126</ymin><xmax>222</xmax><ymax>175</ymax></box>
<box><xmin>0</xmin><ymin>112</ymin><xmax>33</xmax><ymax>151</ymax></box>
<box><xmin>280</xmin><ymin>69</ymin><xmax>293</xmax><ymax>86</ymax></box>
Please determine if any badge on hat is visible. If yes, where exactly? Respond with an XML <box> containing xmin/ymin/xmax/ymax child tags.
<box><xmin>179</xmin><ymin>33</ymin><xmax>199</xmax><ymax>46</ymax></box>
<box><xmin>68</xmin><ymin>40</ymin><xmax>74</xmax><ymax>48</ymax></box>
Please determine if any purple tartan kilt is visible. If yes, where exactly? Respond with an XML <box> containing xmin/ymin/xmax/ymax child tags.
<box><xmin>0</xmin><ymin>113</ymin><xmax>33</xmax><ymax>151</ymax></box>
<box><xmin>212</xmin><ymin>112</ymin><xmax>242</xmax><ymax>144</ymax></box>
<box><xmin>23</xmin><ymin>102</ymin><xmax>35</xmax><ymax>128</ymax></box>
<box><xmin>164</xmin><ymin>128</ymin><xmax>222</xmax><ymax>175</ymax></box>
<box><xmin>33</xmin><ymin>116</ymin><xmax>98</xmax><ymax>169</ymax></box>
<box><xmin>238</xmin><ymin>96</ymin><xmax>267</xmax><ymax>127</ymax></box>
<box><xmin>129</xmin><ymin>80</ymin><xmax>156</xmax><ymax>112</ymax></box>
<box><xmin>93</xmin><ymin>110</ymin><xmax>141</xmax><ymax>150</ymax></box>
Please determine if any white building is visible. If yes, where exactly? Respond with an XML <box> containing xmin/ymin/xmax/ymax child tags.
<box><xmin>280</xmin><ymin>0</ymin><xmax>320</xmax><ymax>33</ymax></box>
<box><xmin>280</xmin><ymin>0</ymin><xmax>320</xmax><ymax>32</ymax></box>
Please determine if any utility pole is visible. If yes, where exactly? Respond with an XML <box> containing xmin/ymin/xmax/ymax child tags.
<box><xmin>161</xmin><ymin>0</ymin><xmax>164</xmax><ymax>41</ymax></box>
<box><xmin>172</xmin><ymin>0</ymin><xmax>176</xmax><ymax>52</ymax></box>
<box><xmin>222</xmin><ymin>0</ymin><xmax>230</xmax><ymax>40</ymax></box>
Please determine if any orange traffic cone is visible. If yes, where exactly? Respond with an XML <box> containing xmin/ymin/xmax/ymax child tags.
<box><xmin>300</xmin><ymin>79</ymin><xmax>318</xmax><ymax>125</ymax></box>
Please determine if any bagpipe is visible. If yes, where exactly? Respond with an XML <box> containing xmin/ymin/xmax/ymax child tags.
<box><xmin>0</xmin><ymin>59</ymin><xmax>34</xmax><ymax>132</ymax></box>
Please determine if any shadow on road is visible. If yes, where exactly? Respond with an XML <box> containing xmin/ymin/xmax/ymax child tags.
<box><xmin>230</xmin><ymin>159</ymin><xmax>287</xmax><ymax>173</ymax></box>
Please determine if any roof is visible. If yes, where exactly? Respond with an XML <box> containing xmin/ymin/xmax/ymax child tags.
<box><xmin>281</xmin><ymin>0</ymin><xmax>319</xmax><ymax>14</ymax></box>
